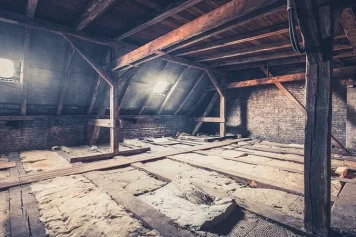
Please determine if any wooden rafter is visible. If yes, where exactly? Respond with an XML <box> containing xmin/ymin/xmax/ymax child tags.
<box><xmin>211</xmin><ymin>45</ymin><xmax>351</xmax><ymax>67</ymax></box>
<box><xmin>26</xmin><ymin>0</ymin><xmax>38</xmax><ymax>18</ymax></box>
<box><xmin>340</xmin><ymin>8</ymin><xmax>356</xmax><ymax>53</ymax></box>
<box><xmin>174</xmin><ymin>23</ymin><xmax>289</xmax><ymax>57</ymax></box>
<box><xmin>174</xmin><ymin>72</ymin><xmax>205</xmax><ymax>115</ymax></box>
<box><xmin>225</xmin><ymin>66</ymin><xmax>356</xmax><ymax>89</ymax></box>
<box><xmin>62</xmin><ymin>34</ymin><xmax>113</xmax><ymax>87</ymax></box>
<box><xmin>75</xmin><ymin>0</ymin><xmax>117</xmax><ymax>31</ymax></box>
<box><xmin>157</xmin><ymin>67</ymin><xmax>190</xmax><ymax>114</ymax></box>
<box><xmin>192</xmin><ymin>92</ymin><xmax>219</xmax><ymax>135</ymax></box>
<box><xmin>205</xmin><ymin>70</ymin><xmax>223</xmax><ymax>97</ymax></box>
<box><xmin>114</xmin><ymin>0</ymin><xmax>203</xmax><ymax>41</ymax></box>
<box><xmin>56</xmin><ymin>47</ymin><xmax>75</xmax><ymax>115</ymax></box>
<box><xmin>20</xmin><ymin>28</ymin><xmax>31</xmax><ymax>116</ymax></box>
<box><xmin>196</xmin><ymin>41</ymin><xmax>291</xmax><ymax>62</ymax></box>
<box><xmin>112</xmin><ymin>0</ymin><xmax>283</xmax><ymax>70</ymax></box>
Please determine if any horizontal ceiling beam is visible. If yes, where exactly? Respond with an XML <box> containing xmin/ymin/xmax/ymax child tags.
<box><xmin>75</xmin><ymin>0</ymin><xmax>117</xmax><ymax>31</ymax></box>
<box><xmin>225</xmin><ymin>66</ymin><xmax>356</xmax><ymax>89</ymax></box>
<box><xmin>112</xmin><ymin>0</ymin><xmax>283</xmax><ymax>70</ymax></box>
<box><xmin>114</xmin><ymin>0</ymin><xmax>203</xmax><ymax>41</ymax></box>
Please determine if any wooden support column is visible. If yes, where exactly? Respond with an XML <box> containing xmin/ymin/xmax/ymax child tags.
<box><xmin>56</xmin><ymin>47</ymin><xmax>75</xmax><ymax>115</ymax></box>
<box><xmin>110</xmin><ymin>80</ymin><xmax>119</xmax><ymax>154</ymax></box>
<box><xmin>20</xmin><ymin>28</ymin><xmax>31</xmax><ymax>116</ymax></box>
<box><xmin>294</xmin><ymin>1</ymin><xmax>334</xmax><ymax>235</ymax></box>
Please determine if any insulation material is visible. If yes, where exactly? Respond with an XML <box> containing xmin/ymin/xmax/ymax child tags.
<box><xmin>31</xmin><ymin>175</ymin><xmax>159</xmax><ymax>237</ymax></box>
<box><xmin>139</xmin><ymin>179</ymin><xmax>236</xmax><ymax>230</ymax></box>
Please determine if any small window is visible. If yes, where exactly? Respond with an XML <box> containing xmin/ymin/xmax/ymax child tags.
<box><xmin>0</xmin><ymin>58</ymin><xmax>21</xmax><ymax>83</ymax></box>
<box><xmin>153</xmin><ymin>81</ymin><xmax>169</xmax><ymax>94</ymax></box>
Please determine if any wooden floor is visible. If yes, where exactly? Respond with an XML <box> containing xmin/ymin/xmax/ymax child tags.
<box><xmin>0</xmin><ymin>136</ymin><xmax>356</xmax><ymax>236</ymax></box>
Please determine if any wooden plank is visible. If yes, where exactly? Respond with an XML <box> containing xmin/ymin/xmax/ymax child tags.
<box><xmin>192</xmin><ymin>92</ymin><xmax>219</xmax><ymax>135</ymax></box>
<box><xmin>174</xmin><ymin>23</ymin><xmax>289</xmax><ymax>57</ymax></box>
<box><xmin>0</xmin><ymin>139</ymin><xmax>245</xmax><ymax>190</ymax></box>
<box><xmin>70</xmin><ymin>147</ymin><xmax>151</xmax><ymax>163</ymax></box>
<box><xmin>8</xmin><ymin>152</ymin><xmax>45</xmax><ymax>237</ymax></box>
<box><xmin>112</xmin><ymin>0</ymin><xmax>281</xmax><ymax>70</ymax></box>
<box><xmin>62</xmin><ymin>34</ymin><xmax>113</xmax><ymax>87</ymax></box>
<box><xmin>294</xmin><ymin>1</ymin><xmax>334</xmax><ymax>234</ymax></box>
<box><xmin>340</xmin><ymin>8</ymin><xmax>356</xmax><ymax>53</ymax></box>
<box><xmin>0</xmin><ymin>161</ymin><xmax>16</xmax><ymax>170</ymax></box>
<box><xmin>88</xmin><ymin>119</ymin><xmax>113</xmax><ymax>128</ymax></box>
<box><xmin>75</xmin><ymin>0</ymin><xmax>116</xmax><ymax>31</ymax></box>
<box><xmin>114</xmin><ymin>0</ymin><xmax>203</xmax><ymax>41</ymax></box>
<box><xmin>26</xmin><ymin>0</ymin><xmax>38</xmax><ymax>17</ymax></box>
<box><xmin>166</xmin><ymin>156</ymin><xmax>304</xmax><ymax>196</ymax></box>
<box><xmin>195</xmin><ymin>117</ymin><xmax>225</xmax><ymax>123</ymax></box>
<box><xmin>85</xmin><ymin>174</ymin><xmax>195</xmax><ymax>237</ymax></box>
<box><xmin>132</xmin><ymin>161</ymin><xmax>307</xmax><ymax>235</ymax></box>
<box><xmin>56</xmin><ymin>47</ymin><xmax>75</xmax><ymax>115</ymax></box>
<box><xmin>20</xmin><ymin>28</ymin><xmax>31</xmax><ymax>116</ymax></box>
<box><xmin>226</xmin><ymin>66</ymin><xmax>356</xmax><ymax>89</ymax></box>
<box><xmin>174</xmin><ymin>72</ymin><xmax>205</xmax><ymax>115</ymax></box>
<box><xmin>157</xmin><ymin>67</ymin><xmax>190</xmax><ymax>114</ymax></box>
<box><xmin>331</xmin><ymin>183</ymin><xmax>356</xmax><ymax>232</ymax></box>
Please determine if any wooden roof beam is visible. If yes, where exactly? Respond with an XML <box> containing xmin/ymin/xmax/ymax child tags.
<box><xmin>114</xmin><ymin>0</ymin><xmax>203</xmax><ymax>41</ymax></box>
<box><xmin>26</xmin><ymin>0</ymin><xmax>38</xmax><ymax>18</ymax></box>
<box><xmin>75</xmin><ymin>0</ymin><xmax>117</xmax><ymax>31</ymax></box>
<box><xmin>340</xmin><ymin>8</ymin><xmax>356</xmax><ymax>53</ymax></box>
<box><xmin>225</xmin><ymin>66</ymin><xmax>356</xmax><ymax>89</ymax></box>
<box><xmin>112</xmin><ymin>0</ymin><xmax>284</xmax><ymax>71</ymax></box>
<box><xmin>62</xmin><ymin>34</ymin><xmax>114</xmax><ymax>87</ymax></box>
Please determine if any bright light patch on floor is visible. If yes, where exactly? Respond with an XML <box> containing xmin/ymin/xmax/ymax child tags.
<box><xmin>153</xmin><ymin>81</ymin><xmax>168</xmax><ymax>94</ymax></box>
<box><xmin>0</xmin><ymin>58</ymin><xmax>14</xmax><ymax>78</ymax></box>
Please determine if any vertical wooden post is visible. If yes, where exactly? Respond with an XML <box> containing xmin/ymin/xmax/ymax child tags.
<box><xmin>219</xmin><ymin>88</ymin><xmax>226</xmax><ymax>137</ymax></box>
<box><xmin>294</xmin><ymin>1</ymin><xmax>334</xmax><ymax>235</ymax></box>
<box><xmin>110</xmin><ymin>80</ymin><xmax>119</xmax><ymax>154</ymax></box>
<box><xmin>21</xmin><ymin>28</ymin><xmax>31</xmax><ymax>116</ymax></box>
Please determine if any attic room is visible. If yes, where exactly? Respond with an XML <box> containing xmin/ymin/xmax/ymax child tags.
<box><xmin>0</xmin><ymin>0</ymin><xmax>356</xmax><ymax>236</ymax></box>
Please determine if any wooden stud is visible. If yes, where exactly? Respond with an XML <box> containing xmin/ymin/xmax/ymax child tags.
<box><xmin>56</xmin><ymin>47</ymin><xmax>75</xmax><ymax>115</ymax></box>
<box><xmin>112</xmin><ymin>0</ymin><xmax>282</xmax><ymax>70</ymax></box>
<box><xmin>220</xmin><ymin>90</ymin><xmax>226</xmax><ymax>137</ymax></box>
<box><xmin>26</xmin><ymin>0</ymin><xmax>38</xmax><ymax>18</ymax></box>
<box><xmin>75</xmin><ymin>0</ymin><xmax>116</xmax><ymax>31</ymax></box>
<box><xmin>114</xmin><ymin>0</ymin><xmax>203</xmax><ymax>41</ymax></box>
<box><xmin>20</xmin><ymin>28</ymin><xmax>31</xmax><ymax>116</ymax></box>
<box><xmin>157</xmin><ymin>67</ymin><xmax>190</xmax><ymax>114</ymax></box>
<box><xmin>294</xmin><ymin>1</ymin><xmax>334</xmax><ymax>235</ymax></box>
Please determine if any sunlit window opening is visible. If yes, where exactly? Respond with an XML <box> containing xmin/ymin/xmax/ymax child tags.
<box><xmin>0</xmin><ymin>58</ymin><xmax>14</xmax><ymax>78</ymax></box>
<box><xmin>153</xmin><ymin>81</ymin><xmax>169</xmax><ymax>94</ymax></box>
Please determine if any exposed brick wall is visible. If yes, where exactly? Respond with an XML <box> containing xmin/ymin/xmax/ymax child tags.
<box><xmin>202</xmin><ymin>81</ymin><xmax>347</xmax><ymax>146</ymax></box>
<box><xmin>0</xmin><ymin>116</ymin><xmax>193</xmax><ymax>153</ymax></box>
